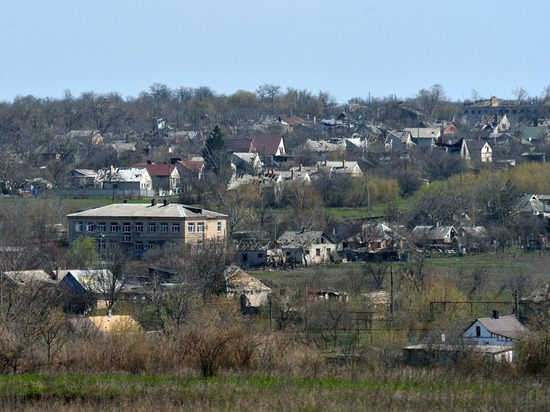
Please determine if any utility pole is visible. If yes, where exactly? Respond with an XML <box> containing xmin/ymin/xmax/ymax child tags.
<box><xmin>390</xmin><ymin>263</ymin><xmax>394</xmax><ymax>317</ymax></box>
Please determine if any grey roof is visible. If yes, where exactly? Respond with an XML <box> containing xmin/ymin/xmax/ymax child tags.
<box><xmin>412</xmin><ymin>225</ymin><xmax>457</xmax><ymax>240</ymax></box>
<box><xmin>464</xmin><ymin>140</ymin><xmax>489</xmax><ymax>152</ymax></box>
<box><xmin>476</xmin><ymin>315</ymin><xmax>528</xmax><ymax>340</ymax></box>
<box><xmin>238</xmin><ymin>239</ymin><xmax>279</xmax><ymax>251</ymax></box>
<box><xmin>59</xmin><ymin>269</ymin><xmax>116</xmax><ymax>294</ymax></box>
<box><xmin>67</xmin><ymin>203</ymin><xmax>227</xmax><ymax>219</ymax></box>
<box><xmin>3</xmin><ymin>270</ymin><xmax>56</xmax><ymax>286</ymax></box>
<box><xmin>67</xmin><ymin>169</ymin><xmax>97</xmax><ymax>178</ymax></box>
<box><xmin>277</xmin><ymin>231</ymin><xmax>335</xmax><ymax>248</ymax></box>
<box><xmin>361</xmin><ymin>223</ymin><xmax>402</xmax><ymax>241</ymax></box>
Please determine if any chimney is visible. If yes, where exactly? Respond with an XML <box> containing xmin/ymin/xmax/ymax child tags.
<box><xmin>151</xmin><ymin>198</ymin><xmax>156</xmax><ymax>206</ymax></box>
<box><xmin>343</xmin><ymin>160</ymin><xmax>346</xmax><ymax>168</ymax></box>
<box><xmin>163</xmin><ymin>198</ymin><xmax>168</xmax><ymax>206</ymax></box>
<box><xmin>492</xmin><ymin>310</ymin><xmax>499</xmax><ymax>319</ymax></box>
<box><xmin>147</xmin><ymin>160</ymin><xmax>153</xmax><ymax>165</ymax></box>
<box><xmin>125</xmin><ymin>133</ymin><xmax>130</xmax><ymax>143</ymax></box>
<box><xmin>324</xmin><ymin>159</ymin><xmax>327</xmax><ymax>166</ymax></box>
<box><xmin>490</xmin><ymin>96</ymin><xmax>499</xmax><ymax>107</ymax></box>
<box><xmin>299</xmin><ymin>164</ymin><xmax>302</xmax><ymax>171</ymax></box>
<box><xmin>110</xmin><ymin>165</ymin><xmax>114</xmax><ymax>175</ymax></box>
<box><xmin>54</xmin><ymin>267</ymin><xmax>60</xmax><ymax>281</ymax></box>
<box><xmin>291</xmin><ymin>169</ymin><xmax>295</xmax><ymax>179</ymax></box>
<box><xmin>317</xmin><ymin>164</ymin><xmax>320</xmax><ymax>171</ymax></box>
<box><xmin>301</xmin><ymin>227</ymin><xmax>306</xmax><ymax>233</ymax></box>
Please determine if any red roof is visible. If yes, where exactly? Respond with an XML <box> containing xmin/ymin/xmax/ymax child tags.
<box><xmin>178</xmin><ymin>160</ymin><xmax>204</xmax><ymax>174</ymax></box>
<box><xmin>283</xmin><ymin>116</ymin><xmax>306</xmax><ymax>126</ymax></box>
<box><xmin>132</xmin><ymin>163</ymin><xmax>177</xmax><ymax>177</ymax></box>
<box><xmin>250</xmin><ymin>134</ymin><xmax>283</xmax><ymax>156</ymax></box>
<box><xmin>226</xmin><ymin>139</ymin><xmax>254</xmax><ymax>153</ymax></box>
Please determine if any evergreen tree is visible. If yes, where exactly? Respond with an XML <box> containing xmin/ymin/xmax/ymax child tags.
<box><xmin>202</xmin><ymin>125</ymin><xmax>231</xmax><ymax>179</ymax></box>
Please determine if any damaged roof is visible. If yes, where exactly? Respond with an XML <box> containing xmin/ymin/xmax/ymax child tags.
<box><xmin>224</xmin><ymin>266</ymin><xmax>271</xmax><ymax>294</ymax></box>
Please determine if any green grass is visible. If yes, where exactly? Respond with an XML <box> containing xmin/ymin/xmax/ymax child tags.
<box><xmin>0</xmin><ymin>373</ymin><xmax>545</xmax><ymax>410</ymax></box>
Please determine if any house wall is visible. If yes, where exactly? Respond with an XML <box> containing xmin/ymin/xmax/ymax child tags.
<box><xmin>305</xmin><ymin>242</ymin><xmax>335</xmax><ymax>265</ymax></box>
<box><xmin>228</xmin><ymin>289</ymin><xmax>270</xmax><ymax>307</ymax></box>
<box><xmin>240</xmin><ymin>251</ymin><xmax>267</xmax><ymax>267</ymax></box>
<box><xmin>462</xmin><ymin>320</ymin><xmax>515</xmax><ymax>346</ymax></box>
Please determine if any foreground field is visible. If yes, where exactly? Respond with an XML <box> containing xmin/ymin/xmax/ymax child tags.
<box><xmin>0</xmin><ymin>371</ymin><xmax>547</xmax><ymax>411</ymax></box>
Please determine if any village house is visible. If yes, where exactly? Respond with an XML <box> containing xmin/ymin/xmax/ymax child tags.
<box><xmin>95</xmin><ymin>167</ymin><xmax>154</xmax><ymax>197</ymax></box>
<box><xmin>56</xmin><ymin>269</ymin><xmax>117</xmax><ymax>312</ymax></box>
<box><xmin>384</xmin><ymin>130</ymin><xmax>414</xmax><ymax>151</ymax></box>
<box><xmin>412</xmin><ymin>225</ymin><xmax>459</xmax><ymax>250</ymax></box>
<box><xmin>231</xmin><ymin>152</ymin><xmax>263</xmax><ymax>173</ymax></box>
<box><xmin>305</xmin><ymin>138</ymin><xmax>347</xmax><ymax>161</ymax></box>
<box><xmin>177</xmin><ymin>159</ymin><xmax>204</xmax><ymax>180</ymax></box>
<box><xmin>476</xmin><ymin>113</ymin><xmax>511</xmax><ymax>135</ymax></box>
<box><xmin>510</xmin><ymin>125</ymin><xmax>549</xmax><ymax>143</ymax></box>
<box><xmin>461</xmin><ymin>311</ymin><xmax>528</xmax><ymax>361</ymax></box>
<box><xmin>132</xmin><ymin>160</ymin><xmax>180</xmax><ymax>195</ymax></box>
<box><xmin>460</xmin><ymin>139</ymin><xmax>493</xmax><ymax>162</ymax></box>
<box><xmin>277</xmin><ymin>230</ymin><xmax>337</xmax><ymax>266</ymax></box>
<box><xmin>250</xmin><ymin>134</ymin><xmax>287</xmax><ymax>165</ymax></box>
<box><xmin>226</xmin><ymin>139</ymin><xmax>255</xmax><ymax>153</ymax></box>
<box><xmin>404</xmin><ymin>127</ymin><xmax>441</xmax><ymax>148</ymax></box>
<box><xmin>238</xmin><ymin>239</ymin><xmax>283</xmax><ymax>267</ymax></box>
<box><xmin>316</xmin><ymin>160</ymin><xmax>362</xmax><ymax>176</ymax></box>
<box><xmin>65</xmin><ymin>169</ymin><xmax>97</xmax><ymax>188</ymax></box>
<box><xmin>67</xmin><ymin>201</ymin><xmax>228</xmax><ymax>257</ymax></box>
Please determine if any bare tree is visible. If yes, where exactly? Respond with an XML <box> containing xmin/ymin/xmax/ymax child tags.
<box><xmin>90</xmin><ymin>246</ymin><xmax>132</xmax><ymax>312</ymax></box>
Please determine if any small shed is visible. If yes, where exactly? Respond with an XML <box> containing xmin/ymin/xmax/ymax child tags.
<box><xmin>224</xmin><ymin>266</ymin><xmax>271</xmax><ymax>308</ymax></box>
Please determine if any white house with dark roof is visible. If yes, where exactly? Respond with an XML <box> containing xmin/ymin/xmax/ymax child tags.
<box><xmin>460</xmin><ymin>139</ymin><xmax>493</xmax><ymax>162</ymax></box>
<box><xmin>461</xmin><ymin>312</ymin><xmax>528</xmax><ymax>361</ymax></box>
<box><xmin>67</xmin><ymin>201</ymin><xmax>228</xmax><ymax>256</ymax></box>
<box><xmin>404</xmin><ymin>127</ymin><xmax>441</xmax><ymax>148</ymax></box>
<box><xmin>462</xmin><ymin>313</ymin><xmax>528</xmax><ymax>346</ymax></box>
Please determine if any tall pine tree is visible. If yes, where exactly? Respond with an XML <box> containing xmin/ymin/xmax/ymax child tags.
<box><xmin>202</xmin><ymin>125</ymin><xmax>231</xmax><ymax>179</ymax></box>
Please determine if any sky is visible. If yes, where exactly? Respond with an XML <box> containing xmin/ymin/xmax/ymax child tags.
<box><xmin>1</xmin><ymin>0</ymin><xmax>548</xmax><ymax>104</ymax></box>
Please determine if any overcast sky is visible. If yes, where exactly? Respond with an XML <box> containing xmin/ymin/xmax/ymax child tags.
<box><xmin>1</xmin><ymin>0</ymin><xmax>548</xmax><ymax>103</ymax></box>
